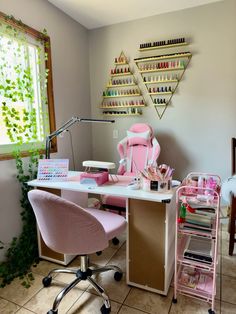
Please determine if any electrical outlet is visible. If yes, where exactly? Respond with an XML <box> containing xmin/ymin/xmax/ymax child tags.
<box><xmin>113</xmin><ymin>129</ymin><xmax>119</xmax><ymax>139</ymax></box>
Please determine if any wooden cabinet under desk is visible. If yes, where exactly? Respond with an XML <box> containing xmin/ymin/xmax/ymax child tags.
<box><xmin>127</xmin><ymin>197</ymin><xmax>175</xmax><ymax>295</ymax></box>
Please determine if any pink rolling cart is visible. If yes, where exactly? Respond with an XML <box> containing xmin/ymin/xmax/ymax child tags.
<box><xmin>172</xmin><ymin>172</ymin><xmax>221</xmax><ymax>314</ymax></box>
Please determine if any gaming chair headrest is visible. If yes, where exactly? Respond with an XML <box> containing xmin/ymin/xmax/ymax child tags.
<box><xmin>127</xmin><ymin>123</ymin><xmax>153</xmax><ymax>146</ymax></box>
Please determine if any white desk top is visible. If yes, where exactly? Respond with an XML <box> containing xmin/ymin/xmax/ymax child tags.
<box><xmin>28</xmin><ymin>171</ymin><xmax>174</xmax><ymax>203</ymax></box>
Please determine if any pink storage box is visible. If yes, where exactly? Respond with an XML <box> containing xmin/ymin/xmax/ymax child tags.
<box><xmin>80</xmin><ymin>171</ymin><xmax>109</xmax><ymax>186</ymax></box>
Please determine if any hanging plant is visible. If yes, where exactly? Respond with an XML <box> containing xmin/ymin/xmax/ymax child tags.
<box><xmin>0</xmin><ymin>14</ymin><xmax>50</xmax><ymax>288</ymax></box>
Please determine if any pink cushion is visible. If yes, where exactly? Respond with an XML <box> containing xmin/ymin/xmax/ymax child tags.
<box><xmin>127</xmin><ymin>130</ymin><xmax>150</xmax><ymax>146</ymax></box>
<box><xmin>129</xmin><ymin>123</ymin><xmax>153</xmax><ymax>138</ymax></box>
<box><xmin>86</xmin><ymin>208</ymin><xmax>126</xmax><ymax>240</ymax></box>
<box><xmin>102</xmin><ymin>195</ymin><xmax>126</xmax><ymax>208</ymax></box>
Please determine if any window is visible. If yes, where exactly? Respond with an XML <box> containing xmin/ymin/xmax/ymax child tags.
<box><xmin>0</xmin><ymin>12</ymin><xmax>56</xmax><ymax>159</ymax></box>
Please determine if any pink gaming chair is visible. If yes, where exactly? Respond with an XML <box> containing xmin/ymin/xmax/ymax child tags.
<box><xmin>28</xmin><ymin>189</ymin><xmax>126</xmax><ymax>314</ymax></box>
<box><xmin>102</xmin><ymin>123</ymin><xmax>160</xmax><ymax>226</ymax></box>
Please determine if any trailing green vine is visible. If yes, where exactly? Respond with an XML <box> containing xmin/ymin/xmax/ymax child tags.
<box><xmin>0</xmin><ymin>107</ymin><xmax>41</xmax><ymax>289</ymax></box>
<box><xmin>0</xmin><ymin>14</ymin><xmax>49</xmax><ymax>288</ymax></box>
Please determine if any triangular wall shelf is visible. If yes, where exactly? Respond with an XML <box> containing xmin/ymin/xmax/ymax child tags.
<box><xmin>134</xmin><ymin>38</ymin><xmax>192</xmax><ymax>119</ymax></box>
<box><xmin>100</xmin><ymin>51</ymin><xmax>146</xmax><ymax>117</ymax></box>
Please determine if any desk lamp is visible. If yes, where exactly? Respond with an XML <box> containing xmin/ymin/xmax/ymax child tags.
<box><xmin>45</xmin><ymin>116</ymin><xmax>115</xmax><ymax>159</ymax></box>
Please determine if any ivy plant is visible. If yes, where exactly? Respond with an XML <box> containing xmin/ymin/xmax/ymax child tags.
<box><xmin>0</xmin><ymin>14</ymin><xmax>49</xmax><ymax>288</ymax></box>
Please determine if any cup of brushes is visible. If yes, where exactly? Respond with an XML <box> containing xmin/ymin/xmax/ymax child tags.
<box><xmin>140</xmin><ymin>164</ymin><xmax>174</xmax><ymax>192</ymax></box>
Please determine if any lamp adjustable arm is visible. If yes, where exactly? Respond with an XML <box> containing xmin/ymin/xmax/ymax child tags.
<box><xmin>45</xmin><ymin>116</ymin><xmax>114</xmax><ymax>159</ymax></box>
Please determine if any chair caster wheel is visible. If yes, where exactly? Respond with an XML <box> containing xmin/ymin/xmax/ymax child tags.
<box><xmin>114</xmin><ymin>271</ymin><xmax>122</xmax><ymax>281</ymax></box>
<box><xmin>43</xmin><ymin>276</ymin><xmax>52</xmax><ymax>287</ymax></box>
<box><xmin>101</xmin><ymin>304</ymin><xmax>111</xmax><ymax>314</ymax></box>
<box><xmin>112</xmin><ymin>237</ymin><xmax>119</xmax><ymax>245</ymax></box>
<box><xmin>172</xmin><ymin>297</ymin><xmax>177</xmax><ymax>304</ymax></box>
<box><xmin>47</xmin><ymin>310</ymin><xmax>58</xmax><ymax>314</ymax></box>
<box><xmin>208</xmin><ymin>309</ymin><xmax>215</xmax><ymax>314</ymax></box>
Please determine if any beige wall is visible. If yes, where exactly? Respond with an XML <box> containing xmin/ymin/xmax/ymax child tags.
<box><xmin>0</xmin><ymin>0</ymin><xmax>92</xmax><ymax>260</ymax></box>
<box><xmin>89</xmin><ymin>0</ymin><xmax>236</xmax><ymax>181</ymax></box>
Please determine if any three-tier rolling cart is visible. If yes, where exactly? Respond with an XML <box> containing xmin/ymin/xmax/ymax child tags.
<box><xmin>173</xmin><ymin>172</ymin><xmax>221</xmax><ymax>314</ymax></box>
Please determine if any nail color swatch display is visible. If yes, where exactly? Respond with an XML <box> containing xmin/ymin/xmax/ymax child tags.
<box><xmin>37</xmin><ymin>159</ymin><xmax>69</xmax><ymax>181</ymax></box>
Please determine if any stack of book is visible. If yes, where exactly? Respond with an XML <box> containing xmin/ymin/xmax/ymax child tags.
<box><xmin>182</xmin><ymin>207</ymin><xmax>215</xmax><ymax>234</ymax></box>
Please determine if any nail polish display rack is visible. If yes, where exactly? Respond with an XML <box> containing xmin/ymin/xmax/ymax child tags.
<box><xmin>135</xmin><ymin>39</ymin><xmax>192</xmax><ymax>119</ymax></box>
<box><xmin>173</xmin><ymin>172</ymin><xmax>221</xmax><ymax>314</ymax></box>
<box><xmin>101</xmin><ymin>51</ymin><xmax>146</xmax><ymax>117</ymax></box>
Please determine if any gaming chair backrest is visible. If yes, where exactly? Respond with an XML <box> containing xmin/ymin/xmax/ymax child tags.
<box><xmin>117</xmin><ymin>123</ymin><xmax>160</xmax><ymax>176</ymax></box>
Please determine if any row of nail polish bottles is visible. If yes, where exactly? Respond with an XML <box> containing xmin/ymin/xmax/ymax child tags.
<box><xmin>139</xmin><ymin>60</ymin><xmax>184</xmax><ymax>71</ymax></box>
<box><xmin>139</xmin><ymin>37</ymin><xmax>186</xmax><ymax>49</ymax></box>
<box><xmin>103</xmin><ymin>100</ymin><xmax>145</xmax><ymax>107</ymax></box>
<box><xmin>109</xmin><ymin>78</ymin><xmax>135</xmax><ymax>86</ymax></box>
<box><xmin>103</xmin><ymin>108</ymin><xmax>141</xmax><ymax>115</ymax></box>
<box><xmin>154</xmin><ymin>98</ymin><xmax>167</xmax><ymax>105</ymax></box>
<box><xmin>115</xmin><ymin>57</ymin><xmax>127</xmax><ymax>64</ymax></box>
<box><xmin>143</xmin><ymin>74</ymin><xmax>178</xmax><ymax>82</ymax></box>
<box><xmin>103</xmin><ymin>89</ymin><xmax>140</xmax><ymax>97</ymax></box>
<box><xmin>148</xmin><ymin>86</ymin><xmax>172</xmax><ymax>93</ymax></box>
<box><xmin>111</xmin><ymin>67</ymin><xmax>130</xmax><ymax>75</ymax></box>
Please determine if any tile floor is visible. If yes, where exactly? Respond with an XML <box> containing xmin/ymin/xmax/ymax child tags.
<box><xmin>0</xmin><ymin>221</ymin><xmax>236</xmax><ymax>314</ymax></box>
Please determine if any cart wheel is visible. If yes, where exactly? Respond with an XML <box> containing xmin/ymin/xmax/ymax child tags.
<box><xmin>172</xmin><ymin>297</ymin><xmax>177</xmax><ymax>304</ymax></box>
<box><xmin>42</xmin><ymin>276</ymin><xmax>52</xmax><ymax>287</ymax></box>
<box><xmin>208</xmin><ymin>309</ymin><xmax>215</xmax><ymax>314</ymax></box>
<box><xmin>114</xmin><ymin>271</ymin><xmax>122</xmax><ymax>281</ymax></box>
<box><xmin>112</xmin><ymin>237</ymin><xmax>119</xmax><ymax>245</ymax></box>
<box><xmin>101</xmin><ymin>304</ymin><xmax>111</xmax><ymax>314</ymax></box>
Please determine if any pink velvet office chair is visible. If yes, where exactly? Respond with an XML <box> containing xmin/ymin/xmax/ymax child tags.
<box><xmin>102</xmin><ymin>123</ymin><xmax>160</xmax><ymax>243</ymax></box>
<box><xmin>28</xmin><ymin>190</ymin><xmax>126</xmax><ymax>314</ymax></box>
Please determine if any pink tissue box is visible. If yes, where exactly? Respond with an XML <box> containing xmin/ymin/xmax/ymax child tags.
<box><xmin>80</xmin><ymin>171</ymin><xmax>109</xmax><ymax>186</ymax></box>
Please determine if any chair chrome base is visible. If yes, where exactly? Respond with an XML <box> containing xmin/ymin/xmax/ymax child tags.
<box><xmin>43</xmin><ymin>255</ymin><xmax>123</xmax><ymax>314</ymax></box>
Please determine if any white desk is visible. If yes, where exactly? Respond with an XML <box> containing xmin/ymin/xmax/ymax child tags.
<box><xmin>28</xmin><ymin>171</ymin><xmax>176</xmax><ymax>295</ymax></box>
